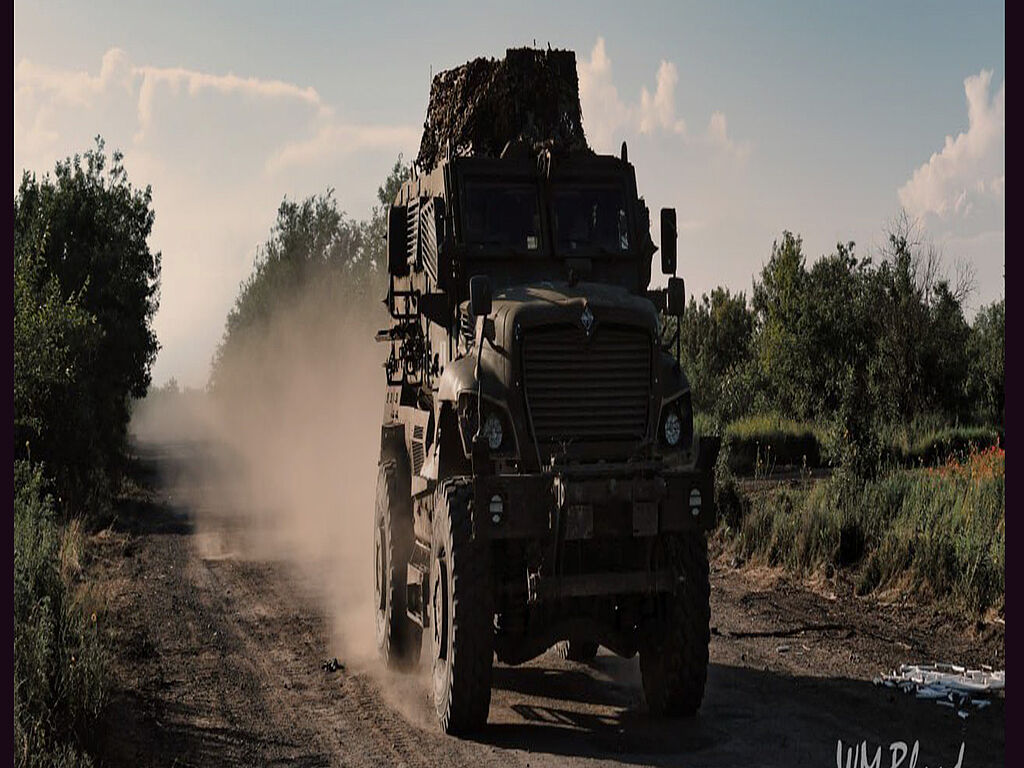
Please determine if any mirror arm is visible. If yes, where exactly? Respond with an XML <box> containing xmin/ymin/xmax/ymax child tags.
<box><xmin>475</xmin><ymin>326</ymin><xmax>486</xmax><ymax>442</ymax></box>
<box><xmin>675</xmin><ymin>317</ymin><xmax>681</xmax><ymax>373</ymax></box>
<box><xmin>472</xmin><ymin>315</ymin><xmax>497</xmax><ymax>443</ymax></box>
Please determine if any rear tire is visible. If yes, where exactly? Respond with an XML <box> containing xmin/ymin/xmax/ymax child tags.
<box><xmin>429</xmin><ymin>478</ymin><xmax>494</xmax><ymax>734</ymax></box>
<box><xmin>639</xmin><ymin>532</ymin><xmax>711</xmax><ymax>716</ymax></box>
<box><xmin>373</xmin><ymin>460</ymin><xmax>421</xmax><ymax>670</ymax></box>
<box><xmin>555</xmin><ymin>640</ymin><xmax>599</xmax><ymax>662</ymax></box>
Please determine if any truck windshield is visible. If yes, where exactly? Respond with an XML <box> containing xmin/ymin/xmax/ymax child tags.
<box><xmin>552</xmin><ymin>185</ymin><xmax>630</xmax><ymax>255</ymax></box>
<box><xmin>463</xmin><ymin>181</ymin><xmax>542</xmax><ymax>252</ymax></box>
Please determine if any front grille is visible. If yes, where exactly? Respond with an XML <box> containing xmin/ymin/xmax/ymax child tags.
<box><xmin>522</xmin><ymin>324</ymin><xmax>652</xmax><ymax>443</ymax></box>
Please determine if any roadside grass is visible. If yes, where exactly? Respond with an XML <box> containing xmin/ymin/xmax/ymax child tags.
<box><xmin>724</xmin><ymin>446</ymin><xmax>1005</xmax><ymax>614</ymax></box>
<box><xmin>14</xmin><ymin>462</ymin><xmax>106</xmax><ymax>768</ymax></box>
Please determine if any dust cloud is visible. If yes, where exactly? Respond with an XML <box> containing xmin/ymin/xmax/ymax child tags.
<box><xmin>131</xmin><ymin>284</ymin><xmax>404</xmax><ymax>672</ymax></box>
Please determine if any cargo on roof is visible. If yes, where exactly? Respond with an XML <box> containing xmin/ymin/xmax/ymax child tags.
<box><xmin>415</xmin><ymin>47</ymin><xmax>590</xmax><ymax>173</ymax></box>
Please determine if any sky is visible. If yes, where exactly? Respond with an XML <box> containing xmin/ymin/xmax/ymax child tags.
<box><xmin>14</xmin><ymin>0</ymin><xmax>1004</xmax><ymax>388</ymax></box>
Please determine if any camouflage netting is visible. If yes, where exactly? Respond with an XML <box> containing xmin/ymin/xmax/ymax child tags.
<box><xmin>415</xmin><ymin>47</ymin><xmax>590</xmax><ymax>173</ymax></box>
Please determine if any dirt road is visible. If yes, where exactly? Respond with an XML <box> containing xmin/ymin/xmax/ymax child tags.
<box><xmin>90</xmin><ymin>441</ymin><xmax>1004</xmax><ymax>767</ymax></box>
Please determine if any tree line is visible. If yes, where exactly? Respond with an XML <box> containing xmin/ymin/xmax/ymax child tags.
<box><xmin>208</xmin><ymin>158</ymin><xmax>409</xmax><ymax>393</ymax></box>
<box><xmin>674</xmin><ymin>216</ymin><xmax>1003</xmax><ymax>472</ymax></box>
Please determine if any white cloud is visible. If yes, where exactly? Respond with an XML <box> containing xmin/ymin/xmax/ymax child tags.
<box><xmin>898</xmin><ymin>69</ymin><xmax>1005</xmax><ymax>219</ymax></box>
<box><xmin>577</xmin><ymin>37</ymin><xmax>748</xmax><ymax>162</ymax></box>
<box><xmin>266</xmin><ymin>119</ymin><xmax>420</xmax><ymax>174</ymax></box>
<box><xmin>14</xmin><ymin>49</ymin><xmax>416</xmax><ymax>178</ymax></box>
<box><xmin>15</xmin><ymin>49</ymin><xmax>419</xmax><ymax>386</ymax></box>
<box><xmin>705</xmin><ymin>111</ymin><xmax>750</xmax><ymax>162</ymax></box>
<box><xmin>638</xmin><ymin>61</ymin><xmax>686</xmax><ymax>136</ymax></box>
<box><xmin>15</xmin><ymin>47</ymin><xmax>136</xmax><ymax>107</ymax></box>
<box><xmin>576</xmin><ymin>38</ymin><xmax>632</xmax><ymax>151</ymax></box>
<box><xmin>134</xmin><ymin>65</ymin><xmax>323</xmax><ymax>140</ymax></box>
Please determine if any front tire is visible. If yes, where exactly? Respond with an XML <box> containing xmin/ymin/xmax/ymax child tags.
<box><xmin>429</xmin><ymin>478</ymin><xmax>494</xmax><ymax>734</ymax></box>
<box><xmin>373</xmin><ymin>460</ymin><xmax>421</xmax><ymax>670</ymax></box>
<box><xmin>639</xmin><ymin>532</ymin><xmax>711</xmax><ymax>716</ymax></box>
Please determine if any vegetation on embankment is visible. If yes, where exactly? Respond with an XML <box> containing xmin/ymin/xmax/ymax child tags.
<box><xmin>715</xmin><ymin>446</ymin><xmax>1005</xmax><ymax>615</ymax></box>
<box><xmin>680</xmin><ymin>220</ymin><xmax>1003</xmax><ymax>613</ymax></box>
<box><xmin>14</xmin><ymin>139</ymin><xmax>160</xmax><ymax>766</ymax></box>
<box><xmin>15</xmin><ymin>464</ymin><xmax>106</xmax><ymax>767</ymax></box>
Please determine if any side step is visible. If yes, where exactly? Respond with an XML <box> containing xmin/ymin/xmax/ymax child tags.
<box><xmin>406</xmin><ymin>540</ymin><xmax>431</xmax><ymax>628</ymax></box>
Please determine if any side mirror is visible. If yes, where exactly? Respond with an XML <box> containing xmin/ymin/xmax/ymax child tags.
<box><xmin>387</xmin><ymin>206</ymin><xmax>409</xmax><ymax>277</ymax></box>
<box><xmin>660</xmin><ymin>207</ymin><xmax>677</xmax><ymax>275</ymax></box>
<box><xmin>469</xmin><ymin>275</ymin><xmax>492</xmax><ymax>317</ymax></box>
<box><xmin>667</xmin><ymin>276</ymin><xmax>686</xmax><ymax>316</ymax></box>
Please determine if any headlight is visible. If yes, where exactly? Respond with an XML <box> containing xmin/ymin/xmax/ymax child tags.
<box><xmin>482</xmin><ymin>412</ymin><xmax>503</xmax><ymax>450</ymax></box>
<box><xmin>457</xmin><ymin>393</ymin><xmax>513</xmax><ymax>455</ymax></box>
<box><xmin>663</xmin><ymin>410</ymin><xmax>682</xmax><ymax>446</ymax></box>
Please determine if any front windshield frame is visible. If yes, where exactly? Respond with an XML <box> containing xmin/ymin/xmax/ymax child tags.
<box><xmin>453</xmin><ymin>158</ymin><xmax>639</xmax><ymax>263</ymax></box>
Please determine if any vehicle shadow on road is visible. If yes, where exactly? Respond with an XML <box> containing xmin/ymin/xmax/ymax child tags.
<box><xmin>482</xmin><ymin>657</ymin><xmax>1004</xmax><ymax>767</ymax></box>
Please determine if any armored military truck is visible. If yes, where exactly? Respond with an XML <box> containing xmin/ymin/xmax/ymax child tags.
<box><xmin>372</xmin><ymin>49</ymin><xmax>719</xmax><ymax>735</ymax></box>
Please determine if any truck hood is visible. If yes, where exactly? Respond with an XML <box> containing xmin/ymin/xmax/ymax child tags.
<box><xmin>490</xmin><ymin>281</ymin><xmax>658</xmax><ymax>348</ymax></box>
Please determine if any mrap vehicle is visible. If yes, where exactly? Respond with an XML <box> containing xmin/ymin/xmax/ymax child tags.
<box><xmin>373</xmin><ymin>138</ymin><xmax>719</xmax><ymax>734</ymax></box>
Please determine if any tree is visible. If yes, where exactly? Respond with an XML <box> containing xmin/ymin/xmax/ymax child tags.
<box><xmin>209</xmin><ymin>156</ymin><xmax>411</xmax><ymax>391</ymax></box>
<box><xmin>750</xmin><ymin>231</ymin><xmax>817</xmax><ymax>418</ymax></box>
<box><xmin>677</xmin><ymin>287</ymin><xmax>754</xmax><ymax>420</ymax></box>
<box><xmin>799</xmin><ymin>241</ymin><xmax>874</xmax><ymax>416</ymax></box>
<box><xmin>867</xmin><ymin>212</ymin><xmax>973</xmax><ymax>423</ymax></box>
<box><xmin>14</xmin><ymin>137</ymin><xmax>161</xmax><ymax>510</ymax></box>
<box><xmin>967</xmin><ymin>299</ymin><xmax>1005</xmax><ymax>425</ymax></box>
<box><xmin>14</xmin><ymin>249</ymin><xmax>100</xmax><ymax>465</ymax></box>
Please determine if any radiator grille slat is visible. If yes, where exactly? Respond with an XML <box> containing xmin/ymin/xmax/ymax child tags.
<box><xmin>523</xmin><ymin>325</ymin><xmax>651</xmax><ymax>443</ymax></box>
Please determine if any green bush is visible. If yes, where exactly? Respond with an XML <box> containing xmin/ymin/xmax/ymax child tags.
<box><xmin>722</xmin><ymin>413</ymin><xmax>824</xmax><ymax>474</ymax></box>
<box><xmin>14</xmin><ymin>462</ymin><xmax>106</xmax><ymax>767</ymax></box>
<box><xmin>675</xmin><ymin>287</ymin><xmax>755</xmax><ymax>420</ymax></box>
<box><xmin>712</xmin><ymin>413</ymin><xmax>1001</xmax><ymax>477</ymax></box>
<box><xmin>901</xmin><ymin>426</ymin><xmax>1001</xmax><ymax>467</ymax></box>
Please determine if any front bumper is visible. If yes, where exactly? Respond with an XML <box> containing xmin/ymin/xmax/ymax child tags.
<box><xmin>472</xmin><ymin>438</ymin><xmax>720</xmax><ymax>541</ymax></box>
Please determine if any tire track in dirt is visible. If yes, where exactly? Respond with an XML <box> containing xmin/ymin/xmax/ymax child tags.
<box><xmin>184</xmin><ymin>534</ymin><xmax>501</xmax><ymax>768</ymax></box>
<box><xmin>93</xmin><ymin>442</ymin><xmax>1004</xmax><ymax>767</ymax></box>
